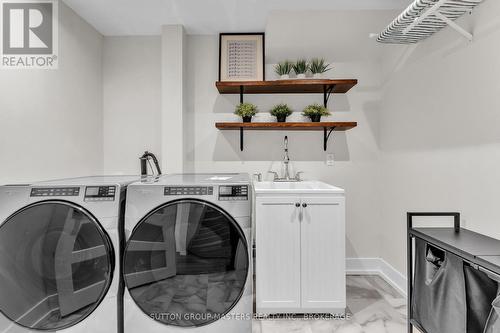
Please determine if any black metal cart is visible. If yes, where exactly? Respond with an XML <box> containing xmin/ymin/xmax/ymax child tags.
<box><xmin>407</xmin><ymin>212</ymin><xmax>500</xmax><ymax>333</ymax></box>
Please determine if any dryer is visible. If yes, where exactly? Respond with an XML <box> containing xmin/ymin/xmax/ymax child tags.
<box><xmin>0</xmin><ymin>176</ymin><xmax>137</xmax><ymax>333</ymax></box>
<box><xmin>123</xmin><ymin>173</ymin><xmax>252</xmax><ymax>333</ymax></box>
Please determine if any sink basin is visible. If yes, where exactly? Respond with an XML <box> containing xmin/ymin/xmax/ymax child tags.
<box><xmin>254</xmin><ymin>181</ymin><xmax>344</xmax><ymax>194</ymax></box>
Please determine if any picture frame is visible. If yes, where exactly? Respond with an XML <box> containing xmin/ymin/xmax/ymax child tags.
<box><xmin>219</xmin><ymin>33</ymin><xmax>265</xmax><ymax>82</ymax></box>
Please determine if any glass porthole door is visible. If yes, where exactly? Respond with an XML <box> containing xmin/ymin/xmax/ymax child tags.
<box><xmin>0</xmin><ymin>201</ymin><xmax>114</xmax><ymax>330</ymax></box>
<box><xmin>123</xmin><ymin>200</ymin><xmax>249</xmax><ymax>327</ymax></box>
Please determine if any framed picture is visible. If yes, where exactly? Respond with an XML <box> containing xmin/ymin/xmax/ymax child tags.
<box><xmin>219</xmin><ymin>33</ymin><xmax>265</xmax><ymax>82</ymax></box>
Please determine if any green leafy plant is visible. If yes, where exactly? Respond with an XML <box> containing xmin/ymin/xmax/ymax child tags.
<box><xmin>235</xmin><ymin>102</ymin><xmax>258</xmax><ymax>118</ymax></box>
<box><xmin>270</xmin><ymin>103</ymin><xmax>293</xmax><ymax>122</ymax></box>
<box><xmin>309</xmin><ymin>58</ymin><xmax>331</xmax><ymax>74</ymax></box>
<box><xmin>302</xmin><ymin>103</ymin><xmax>331</xmax><ymax>122</ymax></box>
<box><xmin>274</xmin><ymin>61</ymin><xmax>293</xmax><ymax>76</ymax></box>
<box><xmin>292</xmin><ymin>59</ymin><xmax>309</xmax><ymax>75</ymax></box>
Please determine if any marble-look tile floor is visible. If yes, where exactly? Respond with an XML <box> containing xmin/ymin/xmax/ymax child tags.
<box><xmin>253</xmin><ymin>275</ymin><xmax>407</xmax><ymax>333</ymax></box>
<box><xmin>129</xmin><ymin>270</ymin><xmax>247</xmax><ymax>326</ymax></box>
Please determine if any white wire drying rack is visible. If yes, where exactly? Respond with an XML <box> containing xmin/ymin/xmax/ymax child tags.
<box><xmin>377</xmin><ymin>0</ymin><xmax>485</xmax><ymax>44</ymax></box>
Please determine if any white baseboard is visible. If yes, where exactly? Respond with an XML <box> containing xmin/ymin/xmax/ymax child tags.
<box><xmin>346</xmin><ymin>258</ymin><xmax>407</xmax><ymax>296</ymax></box>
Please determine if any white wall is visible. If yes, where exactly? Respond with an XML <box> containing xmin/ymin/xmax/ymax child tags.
<box><xmin>102</xmin><ymin>36</ymin><xmax>161</xmax><ymax>174</ymax></box>
<box><xmin>181</xmin><ymin>11</ymin><xmax>399</xmax><ymax>260</ymax></box>
<box><xmin>161</xmin><ymin>25</ymin><xmax>187</xmax><ymax>173</ymax></box>
<box><xmin>71</xmin><ymin>4</ymin><xmax>500</xmax><ymax>278</ymax></box>
<box><xmin>185</xmin><ymin>37</ymin><xmax>383</xmax><ymax>261</ymax></box>
<box><xmin>0</xmin><ymin>3</ymin><xmax>103</xmax><ymax>184</ymax></box>
<box><xmin>4</xmin><ymin>0</ymin><xmax>500</xmax><ymax>281</ymax></box>
<box><xmin>99</xmin><ymin>11</ymin><xmax>395</xmax><ymax>261</ymax></box>
<box><xmin>379</xmin><ymin>0</ymin><xmax>500</xmax><ymax>273</ymax></box>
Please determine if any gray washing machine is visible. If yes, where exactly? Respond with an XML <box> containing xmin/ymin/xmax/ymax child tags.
<box><xmin>122</xmin><ymin>173</ymin><xmax>253</xmax><ymax>333</ymax></box>
<box><xmin>0</xmin><ymin>176</ymin><xmax>137</xmax><ymax>333</ymax></box>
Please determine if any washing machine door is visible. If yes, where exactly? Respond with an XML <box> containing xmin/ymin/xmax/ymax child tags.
<box><xmin>0</xmin><ymin>201</ymin><xmax>114</xmax><ymax>330</ymax></box>
<box><xmin>124</xmin><ymin>199</ymin><xmax>249</xmax><ymax>327</ymax></box>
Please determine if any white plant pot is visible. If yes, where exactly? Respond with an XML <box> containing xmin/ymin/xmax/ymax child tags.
<box><xmin>279</xmin><ymin>74</ymin><xmax>290</xmax><ymax>80</ymax></box>
<box><xmin>296</xmin><ymin>73</ymin><xmax>306</xmax><ymax>79</ymax></box>
<box><xmin>313</xmin><ymin>73</ymin><xmax>324</xmax><ymax>79</ymax></box>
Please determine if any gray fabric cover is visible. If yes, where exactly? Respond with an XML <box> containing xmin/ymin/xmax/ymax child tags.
<box><xmin>464</xmin><ymin>266</ymin><xmax>498</xmax><ymax>332</ymax></box>
<box><xmin>412</xmin><ymin>238</ymin><xmax>467</xmax><ymax>333</ymax></box>
<box><xmin>484</xmin><ymin>286</ymin><xmax>500</xmax><ymax>333</ymax></box>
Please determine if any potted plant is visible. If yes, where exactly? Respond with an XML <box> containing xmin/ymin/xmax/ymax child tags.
<box><xmin>235</xmin><ymin>102</ymin><xmax>258</xmax><ymax>122</ymax></box>
<box><xmin>302</xmin><ymin>103</ymin><xmax>331</xmax><ymax>122</ymax></box>
<box><xmin>293</xmin><ymin>59</ymin><xmax>309</xmax><ymax>79</ymax></box>
<box><xmin>310</xmin><ymin>58</ymin><xmax>331</xmax><ymax>78</ymax></box>
<box><xmin>270</xmin><ymin>103</ymin><xmax>293</xmax><ymax>122</ymax></box>
<box><xmin>274</xmin><ymin>61</ymin><xmax>293</xmax><ymax>80</ymax></box>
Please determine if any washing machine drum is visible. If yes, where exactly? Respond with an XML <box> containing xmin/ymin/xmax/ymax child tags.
<box><xmin>0</xmin><ymin>201</ymin><xmax>114</xmax><ymax>330</ymax></box>
<box><xmin>124</xmin><ymin>199</ymin><xmax>249</xmax><ymax>328</ymax></box>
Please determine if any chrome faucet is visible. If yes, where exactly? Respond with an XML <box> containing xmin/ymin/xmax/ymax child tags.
<box><xmin>268</xmin><ymin>136</ymin><xmax>303</xmax><ymax>182</ymax></box>
<box><xmin>140</xmin><ymin>151</ymin><xmax>162</xmax><ymax>176</ymax></box>
<box><xmin>283</xmin><ymin>136</ymin><xmax>291</xmax><ymax>181</ymax></box>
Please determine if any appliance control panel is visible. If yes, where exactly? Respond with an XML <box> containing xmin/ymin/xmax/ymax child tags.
<box><xmin>218</xmin><ymin>185</ymin><xmax>248</xmax><ymax>201</ymax></box>
<box><xmin>164</xmin><ymin>186</ymin><xmax>214</xmax><ymax>196</ymax></box>
<box><xmin>31</xmin><ymin>187</ymin><xmax>80</xmax><ymax>197</ymax></box>
<box><xmin>84</xmin><ymin>186</ymin><xmax>116</xmax><ymax>201</ymax></box>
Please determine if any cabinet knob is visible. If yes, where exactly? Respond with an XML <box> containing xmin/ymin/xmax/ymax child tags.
<box><xmin>302</xmin><ymin>203</ymin><xmax>307</xmax><ymax>208</ymax></box>
<box><xmin>295</xmin><ymin>203</ymin><xmax>300</xmax><ymax>207</ymax></box>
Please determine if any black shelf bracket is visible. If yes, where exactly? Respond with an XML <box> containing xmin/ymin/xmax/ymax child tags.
<box><xmin>239</xmin><ymin>86</ymin><xmax>244</xmax><ymax>104</ymax></box>
<box><xmin>323</xmin><ymin>84</ymin><xmax>335</xmax><ymax>108</ymax></box>
<box><xmin>240</xmin><ymin>127</ymin><xmax>244</xmax><ymax>151</ymax></box>
<box><xmin>323</xmin><ymin>127</ymin><xmax>336</xmax><ymax>151</ymax></box>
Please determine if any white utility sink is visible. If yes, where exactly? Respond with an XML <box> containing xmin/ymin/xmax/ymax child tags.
<box><xmin>254</xmin><ymin>179</ymin><xmax>346</xmax><ymax>314</ymax></box>
<box><xmin>253</xmin><ymin>180</ymin><xmax>344</xmax><ymax>194</ymax></box>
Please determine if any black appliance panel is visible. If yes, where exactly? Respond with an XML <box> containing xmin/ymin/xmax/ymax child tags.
<box><xmin>164</xmin><ymin>186</ymin><xmax>214</xmax><ymax>196</ymax></box>
<box><xmin>31</xmin><ymin>187</ymin><xmax>80</xmax><ymax>197</ymax></box>
<box><xmin>85</xmin><ymin>186</ymin><xmax>116</xmax><ymax>202</ymax></box>
<box><xmin>218</xmin><ymin>185</ymin><xmax>248</xmax><ymax>201</ymax></box>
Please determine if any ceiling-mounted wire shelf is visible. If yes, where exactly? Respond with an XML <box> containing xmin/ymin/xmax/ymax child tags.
<box><xmin>377</xmin><ymin>0</ymin><xmax>485</xmax><ymax>44</ymax></box>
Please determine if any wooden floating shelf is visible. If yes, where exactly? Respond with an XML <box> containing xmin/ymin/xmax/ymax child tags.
<box><xmin>215</xmin><ymin>122</ymin><xmax>358</xmax><ymax>151</ymax></box>
<box><xmin>216</xmin><ymin>122</ymin><xmax>357</xmax><ymax>131</ymax></box>
<box><xmin>216</xmin><ymin>79</ymin><xmax>358</xmax><ymax>107</ymax></box>
<box><xmin>215</xmin><ymin>80</ymin><xmax>359</xmax><ymax>150</ymax></box>
<box><xmin>216</xmin><ymin>79</ymin><xmax>358</xmax><ymax>95</ymax></box>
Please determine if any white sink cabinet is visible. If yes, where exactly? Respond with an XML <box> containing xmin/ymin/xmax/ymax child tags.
<box><xmin>254</xmin><ymin>181</ymin><xmax>346</xmax><ymax>314</ymax></box>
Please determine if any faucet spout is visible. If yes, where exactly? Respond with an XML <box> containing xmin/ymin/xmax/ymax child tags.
<box><xmin>283</xmin><ymin>136</ymin><xmax>290</xmax><ymax>180</ymax></box>
<box><xmin>272</xmin><ymin>136</ymin><xmax>302</xmax><ymax>182</ymax></box>
<box><xmin>140</xmin><ymin>151</ymin><xmax>162</xmax><ymax>176</ymax></box>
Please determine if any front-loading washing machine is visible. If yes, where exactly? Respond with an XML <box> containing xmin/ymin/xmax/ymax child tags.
<box><xmin>123</xmin><ymin>173</ymin><xmax>252</xmax><ymax>333</ymax></box>
<box><xmin>0</xmin><ymin>176</ymin><xmax>138</xmax><ymax>333</ymax></box>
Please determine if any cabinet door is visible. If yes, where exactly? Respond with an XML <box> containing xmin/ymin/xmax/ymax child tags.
<box><xmin>256</xmin><ymin>196</ymin><xmax>301</xmax><ymax>312</ymax></box>
<box><xmin>301</xmin><ymin>196</ymin><xmax>346</xmax><ymax>311</ymax></box>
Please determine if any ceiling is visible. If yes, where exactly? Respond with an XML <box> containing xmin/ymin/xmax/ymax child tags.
<box><xmin>62</xmin><ymin>0</ymin><xmax>411</xmax><ymax>36</ymax></box>
<box><xmin>265</xmin><ymin>10</ymin><xmax>404</xmax><ymax>63</ymax></box>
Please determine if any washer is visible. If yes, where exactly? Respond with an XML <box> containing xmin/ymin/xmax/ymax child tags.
<box><xmin>123</xmin><ymin>173</ymin><xmax>252</xmax><ymax>333</ymax></box>
<box><xmin>0</xmin><ymin>176</ymin><xmax>138</xmax><ymax>333</ymax></box>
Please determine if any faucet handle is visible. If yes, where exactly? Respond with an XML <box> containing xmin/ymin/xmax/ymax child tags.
<box><xmin>253</xmin><ymin>173</ymin><xmax>262</xmax><ymax>182</ymax></box>
<box><xmin>295</xmin><ymin>171</ymin><xmax>304</xmax><ymax>181</ymax></box>
<box><xmin>267</xmin><ymin>171</ymin><xmax>279</xmax><ymax>180</ymax></box>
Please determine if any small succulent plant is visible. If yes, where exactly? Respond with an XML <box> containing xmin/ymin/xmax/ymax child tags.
<box><xmin>270</xmin><ymin>103</ymin><xmax>293</xmax><ymax>122</ymax></box>
<box><xmin>274</xmin><ymin>61</ymin><xmax>293</xmax><ymax>76</ymax></box>
<box><xmin>302</xmin><ymin>103</ymin><xmax>331</xmax><ymax>122</ymax></box>
<box><xmin>235</xmin><ymin>103</ymin><xmax>258</xmax><ymax>121</ymax></box>
<box><xmin>292</xmin><ymin>59</ymin><xmax>309</xmax><ymax>75</ymax></box>
<box><xmin>309</xmin><ymin>58</ymin><xmax>331</xmax><ymax>74</ymax></box>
